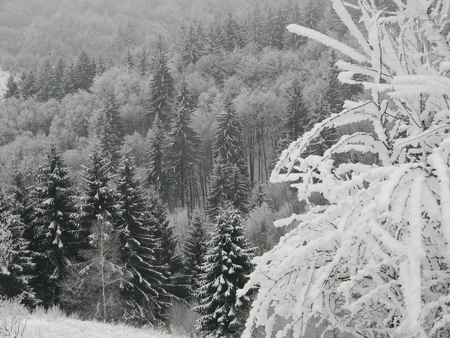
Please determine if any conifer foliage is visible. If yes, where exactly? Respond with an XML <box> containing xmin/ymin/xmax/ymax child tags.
<box><xmin>116</xmin><ymin>154</ymin><xmax>168</xmax><ymax>324</ymax></box>
<box><xmin>147</xmin><ymin>38</ymin><xmax>174</xmax><ymax>128</ymax></box>
<box><xmin>168</xmin><ymin>80</ymin><xmax>202</xmax><ymax>209</ymax></box>
<box><xmin>243</xmin><ymin>1</ymin><xmax>450</xmax><ymax>337</ymax></box>
<box><xmin>28</xmin><ymin>147</ymin><xmax>78</xmax><ymax>308</ymax></box>
<box><xmin>195</xmin><ymin>206</ymin><xmax>255</xmax><ymax>338</ymax></box>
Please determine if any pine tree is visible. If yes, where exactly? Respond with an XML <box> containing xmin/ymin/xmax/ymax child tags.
<box><xmin>167</xmin><ymin>80</ymin><xmax>202</xmax><ymax>209</ymax></box>
<box><xmin>181</xmin><ymin>21</ymin><xmax>206</xmax><ymax>67</ymax></box>
<box><xmin>246</xmin><ymin>5</ymin><xmax>265</xmax><ymax>50</ymax></box>
<box><xmin>194</xmin><ymin>206</ymin><xmax>255</xmax><ymax>337</ymax></box>
<box><xmin>19</xmin><ymin>70</ymin><xmax>38</xmax><ymax>100</ymax></box>
<box><xmin>27</xmin><ymin>147</ymin><xmax>79</xmax><ymax>308</ymax></box>
<box><xmin>280</xmin><ymin>79</ymin><xmax>308</xmax><ymax>148</ymax></box>
<box><xmin>98</xmin><ymin>91</ymin><xmax>124</xmax><ymax>170</ymax></box>
<box><xmin>126</xmin><ymin>50</ymin><xmax>134</xmax><ymax>71</ymax></box>
<box><xmin>147</xmin><ymin>114</ymin><xmax>169</xmax><ymax>202</ymax></box>
<box><xmin>36</xmin><ymin>59</ymin><xmax>53</xmax><ymax>102</ymax></box>
<box><xmin>0</xmin><ymin>196</ymin><xmax>34</xmax><ymax>299</ymax></box>
<box><xmin>116</xmin><ymin>154</ymin><xmax>169</xmax><ymax>324</ymax></box>
<box><xmin>147</xmin><ymin>38</ymin><xmax>174</xmax><ymax>128</ymax></box>
<box><xmin>137</xmin><ymin>48</ymin><xmax>149</xmax><ymax>77</ymax></box>
<box><xmin>97</xmin><ymin>55</ymin><xmax>105</xmax><ymax>76</ymax></box>
<box><xmin>147</xmin><ymin>194</ymin><xmax>186</xmax><ymax>301</ymax></box>
<box><xmin>3</xmin><ymin>74</ymin><xmax>19</xmax><ymax>100</ymax></box>
<box><xmin>283</xmin><ymin>0</ymin><xmax>303</xmax><ymax>49</ymax></box>
<box><xmin>210</xmin><ymin>101</ymin><xmax>250</xmax><ymax>216</ymax></box>
<box><xmin>222</xmin><ymin>13</ymin><xmax>245</xmax><ymax>52</ymax></box>
<box><xmin>80</xmin><ymin>145</ymin><xmax>120</xmax><ymax>251</ymax></box>
<box><xmin>183</xmin><ymin>211</ymin><xmax>208</xmax><ymax>289</ymax></box>
<box><xmin>73</xmin><ymin>51</ymin><xmax>96</xmax><ymax>92</ymax></box>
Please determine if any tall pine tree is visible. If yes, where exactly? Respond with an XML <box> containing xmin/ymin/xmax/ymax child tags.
<box><xmin>116</xmin><ymin>154</ymin><xmax>169</xmax><ymax>324</ymax></box>
<box><xmin>147</xmin><ymin>114</ymin><xmax>169</xmax><ymax>203</ymax></box>
<box><xmin>147</xmin><ymin>38</ymin><xmax>174</xmax><ymax>129</ymax></box>
<box><xmin>27</xmin><ymin>147</ymin><xmax>79</xmax><ymax>308</ymax></box>
<box><xmin>194</xmin><ymin>205</ymin><xmax>256</xmax><ymax>337</ymax></box>
<box><xmin>167</xmin><ymin>80</ymin><xmax>202</xmax><ymax>210</ymax></box>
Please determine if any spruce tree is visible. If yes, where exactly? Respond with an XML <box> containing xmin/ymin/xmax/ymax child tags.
<box><xmin>80</xmin><ymin>145</ymin><xmax>120</xmax><ymax>250</ymax></box>
<box><xmin>3</xmin><ymin>74</ymin><xmax>19</xmax><ymax>100</ymax></box>
<box><xmin>280</xmin><ymin>79</ymin><xmax>308</xmax><ymax>148</ymax></box>
<box><xmin>73</xmin><ymin>50</ymin><xmax>96</xmax><ymax>92</ymax></box>
<box><xmin>194</xmin><ymin>205</ymin><xmax>255</xmax><ymax>337</ymax></box>
<box><xmin>27</xmin><ymin>147</ymin><xmax>79</xmax><ymax>308</ymax></box>
<box><xmin>181</xmin><ymin>21</ymin><xmax>205</xmax><ymax>67</ymax></box>
<box><xmin>19</xmin><ymin>70</ymin><xmax>38</xmax><ymax>99</ymax></box>
<box><xmin>147</xmin><ymin>38</ymin><xmax>174</xmax><ymax>128</ymax></box>
<box><xmin>0</xmin><ymin>195</ymin><xmax>34</xmax><ymax>300</ymax></box>
<box><xmin>116</xmin><ymin>154</ymin><xmax>169</xmax><ymax>324</ymax></box>
<box><xmin>36</xmin><ymin>59</ymin><xmax>53</xmax><ymax>102</ymax></box>
<box><xmin>222</xmin><ymin>13</ymin><xmax>245</xmax><ymax>52</ymax></box>
<box><xmin>209</xmin><ymin>101</ymin><xmax>250</xmax><ymax>216</ymax></box>
<box><xmin>183</xmin><ymin>211</ymin><xmax>208</xmax><ymax>290</ymax></box>
<box><xmin>147</xmin><ymin>114</ymin><xmax>169</xmax><ymax>202</ymax></box>
<box><xmin>147</xmin><ymin>194</ymin><xmax>185</xmax><ymax>300</ymax></box>
<box><xmin>167</xmin><ymin>80</ymin><xmax>202</xmax><ymax>209</ymax></box>
<box><xmin>98</xmin><ymin>91</ymin><xmax>124</xmax><ymax>170</ymax></box>
<box><xmin>246</xmin><ymin>5</ymin><xmax>265</xmax><ymax>50</ymax></box>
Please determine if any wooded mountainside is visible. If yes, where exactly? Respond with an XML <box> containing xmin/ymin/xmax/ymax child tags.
<box><xmin>0</xmin><ymin>0</ymin><xmax>375</xmax><ymax>335</ymax></box>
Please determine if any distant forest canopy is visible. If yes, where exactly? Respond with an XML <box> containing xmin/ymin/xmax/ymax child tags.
<box><xmin>0</xmin><ymin>0</ymin><xmax>305</xmax><ymax>69</ymax></box>
<box><xmin>0</xmin><ymin>0</ymin><xmax>368</xmax><ymax>208</ymax></box>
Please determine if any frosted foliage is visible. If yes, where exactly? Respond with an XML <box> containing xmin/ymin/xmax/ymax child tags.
<box><xmin>243</xmin><ymin>1</ymin><xmax>450</xmax><ymax>337</ymax></box>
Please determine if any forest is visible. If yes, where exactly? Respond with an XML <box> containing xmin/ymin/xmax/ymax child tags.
<box><xmin>3</xmin><ymin>0</ymin><xmax>448</xmax><ymax>337</ymax></box>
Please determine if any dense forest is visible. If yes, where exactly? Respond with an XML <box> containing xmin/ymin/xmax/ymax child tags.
<box><xmin>0</xmin><ymin>0</ymin><xmax>373</xmax><ymax>336</ymax></box>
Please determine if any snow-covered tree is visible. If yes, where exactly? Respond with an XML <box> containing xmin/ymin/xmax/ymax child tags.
<box><xmin>28</xmin><ymin>147</ymin><xmax>79</xmax><ymax>308</ymax></box>
<box><xmin>116</xmin><ymin>154</ymin><xmax>168</xmax><ymax>324</ymax></box>
<box><xmin>242</xmin><ymin>1</ymin><xmax>450</xmax><ymax>337</ymax></box>
<box><xmin>195</xmin><ymin>205</ymin><xmax>255</xmax><ymax>337</ymax></box>
<box><xmin>147</xmin><ymin>114</ymin><xmax>169</xmax><ymax>202</ymax></box>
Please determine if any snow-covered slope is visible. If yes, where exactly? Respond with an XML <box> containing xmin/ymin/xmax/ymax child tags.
<box><xmin>0</xmin><ymin>299</ymin><xmax>187</xmax><ymax>338</ymax></box>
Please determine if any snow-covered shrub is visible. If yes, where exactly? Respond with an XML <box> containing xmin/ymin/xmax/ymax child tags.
<box><xmin>242</xmin><ymin>1</ymin><xmax>450</xmax><ymax>337</ymax></box>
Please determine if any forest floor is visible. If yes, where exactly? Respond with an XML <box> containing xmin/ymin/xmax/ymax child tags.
<box><xmin>0</xmin><ymin>299</ymin><xmax>187</xmax><ymax>338</ymax></box>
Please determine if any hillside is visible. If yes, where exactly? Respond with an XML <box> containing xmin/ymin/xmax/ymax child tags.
<box><xmin>0</xmin><ymin>299</ymin><xmax>187</xmax><ymax>338</ymax></box>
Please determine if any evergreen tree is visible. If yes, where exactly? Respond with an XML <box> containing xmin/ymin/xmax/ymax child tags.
<box><xmin>183</xmin><ymin>211</ymin><xmax>208</xmax><ymax>290</ymax></box>
<box><xmin>73</xmin><ymin>50</ymin><xmax>96</xmax><ymax>92</ymax></box>
<box><xmin>212</xmin><ymin>101</ymin><xmax>246</xmax><ymax>167</ymax></box>
<box><xmin>181</xmin><ymin>21</ymin><xmax>206</xmax><ymax>67</ymax></box>
<box><xmin>3</xmin><ymin>74</ymin><xmax>19</xmax><ymax>99</ymax></box>
<box><xmin>207</xmin><ymin>157</ymin><xmax>249</xmax><ymax>219</ymax></box>
<box><xmin>194</xmin><ymin>206</ymin><xmax>255</xmax><ymax>337</ymax></box>
<box><xmin>222</xmin><ymin>13</ymin><xmax>245</xmax><ymax>52</ymax></box>
<box><xmin>116</xmin><ymin>154</ymin><xmax>169</xmax><ymax>324</ymax></box>
<box><xmin>137</xmin><ymin>48</ymin><xmax>149</xmax><ymax>77</ymax></box>
<box><xmin>167</xmin><ymin>80</ymin><xmax>202</xmax><ymax>209</ymax></box>
<box><xmin>36</xmin><ymin>59</ymin><xmax>53</xmax><ymax>102</ymax></box>
<box><xmin>0</xmin><ymin>196</ymin><xmax>34</xmax><ymax>300</ymax></box>
<box><xmin>206</xmin><ymin>20</ymin><xmax>226</xmax><ymax>54</ymax></box>
<box><xmin>126</xmin><ymin>50</ymin><xmax>134</xmax><ymax>71</ymax></box>
<box><xmin>280</xmin><ymin>79</ymin><xmax>308</xmax><ymax>148</ymax></box>
<box><xmin>147</xmin><ymin>194</ymin><xmax>186</xmax><ymax>301</ymax></box>
<box><xmin>27</xmin><ymin>147</ymin><xmax>79</xmax><ymax>308</ymax></box>
<box><xmin>19</xmin><ymin>70</ymin><xmax>38</xmax><ymax>99</ymax></box>
<box><xmin>80</xmin><ymin>145</ymin><xmax>120</xmax><ymax>250</ymax></box>
<box><xmin>147</xmin><ymin>38</ymin><xmax>174</xmax><ymax>128</ymax></box>
<box><xmin>283</xmin><ymin>0</ymin><xmax>303</xmax><ymax>49</ymax></box>
<box><xmin>147</xmin><ymin>114</ymin><xmax>169</xmax><ymax>202</ymax></box>
<box><xmin>210</xmin><ymin>101</ymin><xmax>250</xmax><ymax>216</ymax></box>
<box><xmin>98</xmin><ymin>91</ymin><xmax>124</xmax><ymax>170</ymax></box>
<box><xmin>246</xmin><ymin>5</ymin><xmax>265</xmax><ymax>50</ymax></box>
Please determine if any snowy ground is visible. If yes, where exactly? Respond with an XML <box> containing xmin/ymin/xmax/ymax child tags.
<box><xmin>0</xmin><ymin>300</ymin><xmax>187</xmax><ymax>338</ymax></box>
